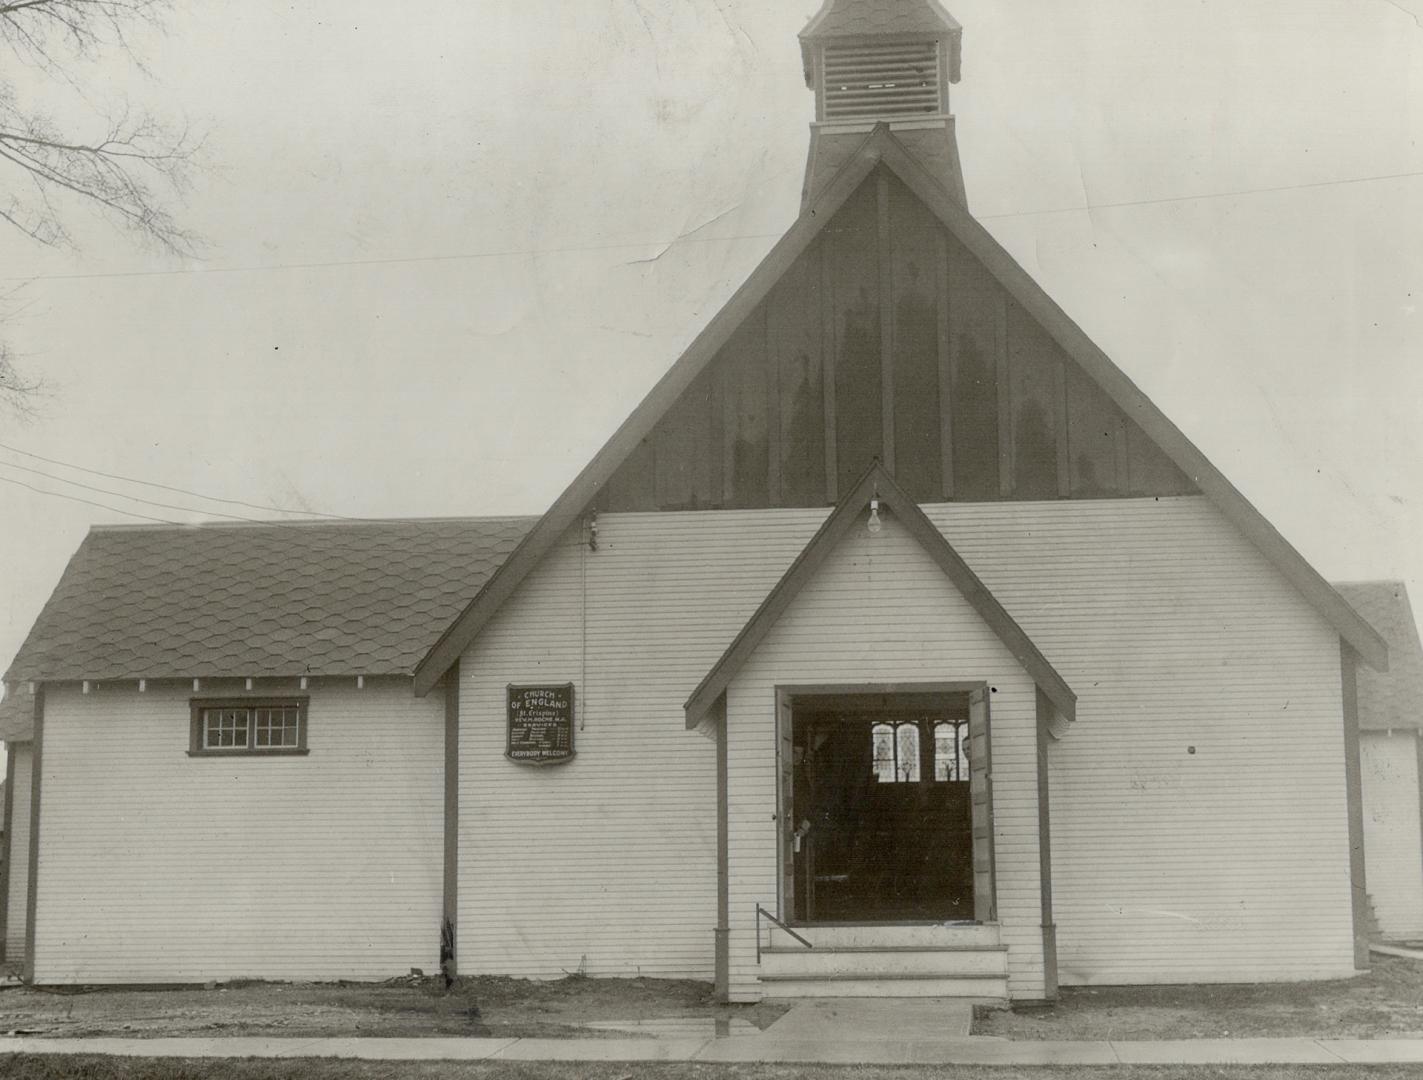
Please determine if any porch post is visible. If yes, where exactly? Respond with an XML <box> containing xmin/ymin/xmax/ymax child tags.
<box><xmin>714</xmin><ymin>694</ymin><xmax>730</xmax><ymax>1001</ymax></box>
<box><xmin>442</xmin><ymin>661</ymin><xmax>460</xmax><ymax>983</ymax></box>
<box><xmin>1035</xmin><ymin>687</ymin><xmax>1060</xmax><ymax>1000</ymax></box>
<box><xmin>1341</xmin><ymin>641</ymin><xmax>1370</xmax><ymax>969</ymax></box>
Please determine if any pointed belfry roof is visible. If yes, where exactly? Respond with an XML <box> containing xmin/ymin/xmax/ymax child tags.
<box><xmin>412</xmin><ymin>123</ymin><xmax>1389</xmax><ymax>694</ymax></box>
<box><xmin>682</xmin><ymin>463</ymin><xmax>1076</xmax><ymax>730</ymax></box>
<box><xmin>800</xmin><ymin>0</ymin><xmax>963</xmax><ymax>86</ymax></box>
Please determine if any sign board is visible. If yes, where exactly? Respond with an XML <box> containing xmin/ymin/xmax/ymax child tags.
<box><xmin>506</xmin><ymin>683</ymin><xmax>575</xmax><ymax>766</ymax></box>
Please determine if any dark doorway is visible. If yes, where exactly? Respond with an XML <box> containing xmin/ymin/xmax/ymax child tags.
<box><xmin>786</xmin><ymin>694</ymin><xmax>976</xmax><ymax>923</ymax></box>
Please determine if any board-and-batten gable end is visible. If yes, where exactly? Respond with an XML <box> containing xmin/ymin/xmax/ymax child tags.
<box><xmin>682</xmin><ymin>462</ymin><xmax>1076</xmax><ymax>734</ymax></box>
<box><xmin>411</xmin><ymin>12</ymin><xmax>1387</xmax><ymax>695</ymax></box>
<box><xmin>412</xmin><ymin>127</ymin><xmax>1388</xmax><ymax>692</ymax></box>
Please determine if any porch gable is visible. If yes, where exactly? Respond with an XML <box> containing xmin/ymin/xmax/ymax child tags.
<box><xmin>684</xmin><ymin>462</ymin><xmax>1075</xmax><ymax>731</ymax></box>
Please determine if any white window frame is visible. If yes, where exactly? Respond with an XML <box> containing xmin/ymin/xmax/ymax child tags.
<box><xmin>189</xmin><ymin>698</ymin><xmax>309</xmax><ymax>757</ymax></box>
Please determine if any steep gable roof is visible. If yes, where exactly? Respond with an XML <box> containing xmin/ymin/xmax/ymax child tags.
<box><xmin>413</xmin><ymin>124</ymin><xmax>1386</xmax><ymax>694</ymax></box>
<box><xmin>7</xmin><ymin>517</ymin><xmax>535</xmax><ymax>685</ymax></box>
<box><xmin>683</xmin><ymin>463</ymin><xmax>1075</xmax><ymax>729</ymax></box>
<box><xmin>801</xmin><ymin>0</ymin><xmax>962</xmax><ymax>39</ymax></box>
<box><xmin>1336</xmin><ymin>582</ymin><xmax>1423</xmax><ymax>731</ymax></box>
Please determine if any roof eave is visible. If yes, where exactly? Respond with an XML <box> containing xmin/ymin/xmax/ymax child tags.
<box><xmin>417</xmin><ymin>122</ymin><xmax>1388</xmax><ymax>693</ymax></box>
<box><xmin>411</xmin><ymin>127</ymin><xmax>899</xmax><ymax>697</ymax></box>
<box><xmin>864</xmin><ymin>132</ymin><xmax>1390</xmax><ymax>673</ymax></box>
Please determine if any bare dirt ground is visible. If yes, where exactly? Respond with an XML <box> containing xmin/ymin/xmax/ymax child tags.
<box><xmin>0</xmin><ymin>975</ymin><xmax>788</xmax><ymax>1041</ymax></box>
<box><xmin>15</xmin><ymin>1059</ymin><xmax>1423</xmax><ymax>1080</ymax></box>
<box><xmin>4</xmin><ymin>1062</ymin><xmax>1423</xmax><ymax>1080</ymax></box>
<box><xmin>975</xmin><ymin>955</ymin><xmax>1423</xmax><ymax>1041</ymax></box>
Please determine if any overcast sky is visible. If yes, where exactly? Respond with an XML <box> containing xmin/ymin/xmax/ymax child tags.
<box><xmin>2</xmin><ymin>0</ymin><xmax>1421</xmax><ymax>710</ymax></box>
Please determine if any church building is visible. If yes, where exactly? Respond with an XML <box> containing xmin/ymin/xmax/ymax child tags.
<box><xmin>0</xmin><ymin>0</ymin><xmax>1390</xmax><ymax>1002</ymax></box>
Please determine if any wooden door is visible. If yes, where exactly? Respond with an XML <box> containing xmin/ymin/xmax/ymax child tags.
<box><xmin>777</xmin><ymin>692</ymin><xmax>796</xmax><ymax>920</ymax></box>
<box><xmin>968</xmin><ymin>686</ymin><xmax>997</xmax><ymax>922</ymax></box>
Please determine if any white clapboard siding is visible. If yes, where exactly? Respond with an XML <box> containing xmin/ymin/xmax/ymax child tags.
<box><xmin>724</xmin><ymin>511</ymin><xmax>1045</xmax><ymax>1001</ymax></box>
<box><xmin>926</xmin><ymin>499</ymin><xmax>1353</xmax><ymax>984</ymax></box>
<box><xmin>32</xmin><ymin>681</ymin><xmax>443</xmax><ymax>984</ymax></box>
<box><xmin>459</xmin><ymin>495</ymin><xmax>1353</xmax><ymax>990</ymax></box>
<box><xmin>5</xmin><ymin>743</ymin><xmax>33</xmax><ymax>961</ymax></box>
<box><xmin>1361</xmin><ymin>731</ymin><xmax>1423</xmax><ymax>940</ymax></box>
<box><xmin>458</xmin><ymin>513</ymin><xmax>826</xmax><ymax>981</ymax></box>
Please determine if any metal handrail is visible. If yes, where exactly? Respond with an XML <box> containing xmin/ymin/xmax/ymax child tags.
<box><xmin>755</xmin><ymin>904</ymin><xmax>814</xmax><ymax>963</ymax></box>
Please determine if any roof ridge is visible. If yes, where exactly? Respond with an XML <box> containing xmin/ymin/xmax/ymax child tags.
<box><xmin>411</xmin><ymin>123</ymin><xmax>1388</xmax><ymax>692</ymax></box>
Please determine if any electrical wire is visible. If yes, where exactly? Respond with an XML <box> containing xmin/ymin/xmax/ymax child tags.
<box><xmin>0</xmin><ymin>440</ymin><xmax>357</xmax><ymax>520</ymax></box>
<box><xmin>975</xmin><ymin>167</ymin><xmax>1423</xmax><ymax>221</ymax></box>
<box><xmin>6</xmin><ymin>167</ymin><xmax>1422</xmax><ymax>284</ymax></box>
<box><xmin>0</xmin><ymin>447</ymin><xmax>538</xmax><ymax>529</ymax></box>
<box><xmin>0</xmin><ymin>458</ymin><xmax>309</xmax><ymax>525</ymax></box>
<box><xmin>0</xmin><ymin>472</ymin><xmax>183</xmax><ymax>526</ymax></box>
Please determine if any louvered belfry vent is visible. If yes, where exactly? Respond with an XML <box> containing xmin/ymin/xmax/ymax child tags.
<box><xmin>822</xmin><ymin>40</ymin><xmax>942</xmax><ymax>120</ymax></box>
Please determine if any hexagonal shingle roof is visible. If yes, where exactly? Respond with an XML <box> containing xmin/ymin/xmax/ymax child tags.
<box><xmin>4</xmin><ymin>517</ymin><xmax>536</xmax><ymax>685</ymax></box>
<box><xmin>1336</xmin><ymin>581</ymin><xmax>1423</xmax><ymax>732</ymax></box>
<box><xmin>0</xmin><ymin>684</ymin><xmax>34</xmax><ymax>742</ymax></box>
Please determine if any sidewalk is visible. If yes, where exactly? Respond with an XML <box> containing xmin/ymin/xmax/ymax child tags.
<box><xmin>4</xmin><ymin>1034</ymin><xmax>1423</xmax><ymax>1066</ymax></box>
<box><xmin>2</xmin><ymin>997</ymin><xmax>1422</xmax><ymax>1067</ymax></box>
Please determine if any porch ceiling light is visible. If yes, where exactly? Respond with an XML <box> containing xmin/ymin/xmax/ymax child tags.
<box><xmin>867</xmin><ymin>497</ymin><xmax>883</xmax><ymax>535</ymax></box>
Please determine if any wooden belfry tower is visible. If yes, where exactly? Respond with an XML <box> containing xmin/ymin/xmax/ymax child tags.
<box><xmin>800</xmin><ymin>0</ymin><xmax>967</xmax><ymax>207</ymax></box>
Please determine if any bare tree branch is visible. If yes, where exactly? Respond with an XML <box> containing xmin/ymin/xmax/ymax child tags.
<box><xmin>0</xmin><ymin>338</ymin><xmax>48</xmax><ymax>421</ymax></box>
<box><xmin>0</xmin><ymin>101</ymin><xmax>200</xmax><ymax>253</ymax></box>
<box><xmin>0</xmin><ymin>0</ymin><xmax>199</xmax><ymax>256</ymax></box>
<box><xmin>0</xmin><ymin>0</ymin><xmax>198</xmax><ymax>420</ymax></box>
<box><xmin>0</xmin><ymin>1</ymin><xmax>168</xmax><ymax>68</ymax></box>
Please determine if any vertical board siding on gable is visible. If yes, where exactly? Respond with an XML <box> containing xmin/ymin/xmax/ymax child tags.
<box><xmin>655</xmin><ymin>371</ymin><xmax>713</xmax><ymax>511</ymax></box>
<box><xmin>948</xmin><ymin>290</ymin><xmax>1004</xmax><ymax>500</ymax></box>
<box><xmin>726</xmin><ymin>311</ymin><xmax>772</xmax><ymax>509</ymax></box>
<box><xmin>722</xmin><ymin>514</ymin><xmax>1046</xmax><ymax>1001</ymax></box>
<box><xmin>925</xmin><ymin>499</ymin><xmax>1353</xmax><ymax>983</ymax></box>
<box><xmin>1125</xmin><ymin>420</ymin><xmax>1197</xmax><ymax>496</ymax></box>
<box><xmin>888</xmin><ymin>178</ymin><xmax>944</xmax><ymax>501</ymax></box>
<box><xmin>32</xmin><ymin>683</ymin><xmax>443</xmax><ymax>984</ymax></box>
<box><xmin>769</xmin><ymin>247</ymin><xmax>827</xmax><ymax>509</ymax></box>
<box><xmin>4</xmin><ymin>745</ymin><xmax>32</xmax><ymax>960</ymax></box>
<box><xmin>1006</xmin><ymin>304</ymin><xmax>1063</xmax><ymax>500</ymax></box>
<box><xmin>458</xmin><ymin>496</ymin><xmax>1351</xmax><ymax>988</ymax></box>
<box><xmin>1065</xmin><ymin>364</ymin><xmax>1124</xmax><ymax>497</ymax></box>
<box><xmin>1361</xmin><ymin>732</ymin><xmax>1423</xmax><ymax>940</ymax></box>
<box><xmin>597</xmin><ymin>170</ymin><xmax>1196</xmax><ymax>514</ymax></box>
<box><xmin>830</xmin><ymin>182</ymin><xmax>883</xmax><ymax>496</ymax></box>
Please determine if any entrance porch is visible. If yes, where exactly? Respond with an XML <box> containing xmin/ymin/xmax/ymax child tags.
<box><xmin>685</xmin><ymin>468</ymin><xmax>1071</xmax><ymax>1002</ymax></box>
<box><xmin>749</xmin><ymin>686</ymin><xmax>1006</xmax><ymax>998</ymax></box>
<box><xmin>714</xmin><ymin>675</ymin><xmax>1053</xmax><ymax>1002</ymax></box>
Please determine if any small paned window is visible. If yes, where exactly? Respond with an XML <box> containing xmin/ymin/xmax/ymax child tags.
<box><xmin>190</xmin><ymin>699</ymin><xmax>308</xmax><ymax>756</ymax></box>
<box><xmin>253</xmin><ymin>706</ymin><xmax>301</xmax><ymax>748</ymax></box>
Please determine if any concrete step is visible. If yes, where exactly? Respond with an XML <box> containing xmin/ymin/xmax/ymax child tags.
<box><xmin>759</xmin><ymin>972</ymin><xmax>1009</xmax><ymax>999</ymax></box>
<box><xmin>766</xmin><ymin>922</ymin><xmax>999</xmax><ymax>951</ymax></box>
<box><xmin>760</xmin><ymin>945</ymin><xmax>1008</xmax><ymax>979</ymax></box>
